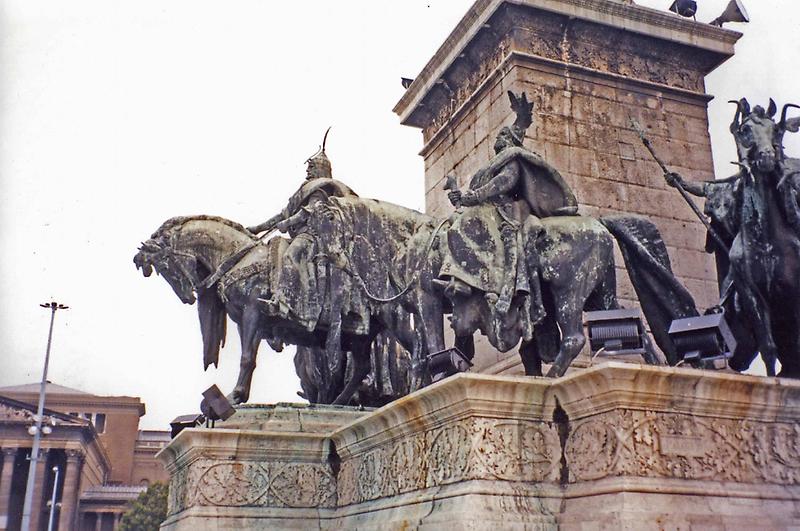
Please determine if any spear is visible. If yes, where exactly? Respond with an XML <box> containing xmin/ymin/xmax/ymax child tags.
<box><xmin>630</xmin><ymin>119</ymin><xmax>730</xmax><ymax>254</ymax></box>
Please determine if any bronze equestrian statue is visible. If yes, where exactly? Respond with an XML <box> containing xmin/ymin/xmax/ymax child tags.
<box><xmin>666</xmin><ymin>98</ymin><xmax>800</xmax><ymax>378</ymax></box>
<box><xmin>134</xmin><ymin>91</ymin><xmax>713</xmax><ymax>406</ymax></box>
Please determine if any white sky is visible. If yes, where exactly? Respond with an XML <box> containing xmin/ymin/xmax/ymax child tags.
<box><xmin>1</xmin><ymin>0</ymin><xmax>798</xmax><ymax>430</ymax></box>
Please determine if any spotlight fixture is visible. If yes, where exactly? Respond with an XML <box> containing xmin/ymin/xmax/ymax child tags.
<box><xmin>668</xmin><ymin>0</ymin><xmax>698</xmax><ymax>19</ymax></box>
<box><xmin>668</xmin><ymin>312</ymin><xmax>736</xmax><ymax>370</ymax></box>
<box><xmin>710</xmin><ymin>0</ymin><xmax>749</xmax><ymax>27</ymax></box>
<box><xmin>401</xmin><ymin>77</ymin><xmax>415</xmax><ymax>89</ymax></box>
<box><xmin>585</xmin><ymin>309</ymin><xmax>648</xmax><ymax>358</ymax></box>
<box><xmin>427</xmin><ymin>347</ymin><xmax>472</xmax><ymax>383</ymax></box>
<box><xmin>169</xmin><ymin>413</ymin><xmax>205</xmax><ymax>438</ymax></box>
<box><xmin>200</xmin><ymin>384</ymin><xmax>236</xmax><ymax>426</ymax></box>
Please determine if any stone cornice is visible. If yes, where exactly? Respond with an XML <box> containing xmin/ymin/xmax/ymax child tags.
<box><xmin>417</xmin><ymin>50</ymin><xmax>715</xmax><ymax>158</ymax></box>
<box><xmin>550</xmin><ymin>361</ymin><xmax>800</xmax><ymax>421</ymax></box>
<box><xmin>394</xmin><ymin>0</ymin><xmax>741</xmax><ymax>127</ymax></box>
<box><xmin>331</xmin><ymin>373</ymin><xmax>551</xmax><ymax>457</ymax></box>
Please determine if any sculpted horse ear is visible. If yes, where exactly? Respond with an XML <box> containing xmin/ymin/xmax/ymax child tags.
<box><xmin>768</xmin><ymin>99</ymin><xmax>778</xmax><ymax>119</ymax></box>
<box><xmin>729</xmin><ymin>98</ymin><xmax>753</xmax><ymax>134</ymax></box>
<box><xmin>780</xmin><ymin>103</ymin><xmax>800</xmax><ymax>133</ymax></box>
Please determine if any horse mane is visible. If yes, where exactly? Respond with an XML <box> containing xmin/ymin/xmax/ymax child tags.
<box><xmin>150</xmin><ymin>215</ymin><xmax>256</xmax><ymax>240</ymax></box>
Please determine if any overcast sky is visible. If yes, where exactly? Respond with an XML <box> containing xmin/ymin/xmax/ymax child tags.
<box><xmin>2</xmin><ymin>1</ymin><xmax>799</xmax><ymax>430</ymax></box>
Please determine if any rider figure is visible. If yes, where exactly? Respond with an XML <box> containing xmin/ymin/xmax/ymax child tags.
<box><xmin>248</xmin><ymin>131</ymin><xmax>357</xmax><ymax>327</ymax></box>
<box><xmin>447</xmin><ymin>91</ymin><xmax>578</xmax><ymax>319</ymax></box>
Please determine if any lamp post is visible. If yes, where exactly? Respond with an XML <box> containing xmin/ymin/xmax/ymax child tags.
<box><xmin>20</xmin><ymin>301</ymin><xmax>68</xmax><ymax>531</ymax></box>
<box><xmin>46</xmin><ymin>466</ymin><xmax>60</xmax><ymax>531</ymax></box>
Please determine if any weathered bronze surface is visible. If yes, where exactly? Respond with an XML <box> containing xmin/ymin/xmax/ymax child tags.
<box><xmin>136</xmin><ymin>91</ymin><xmax>785</xmax><ymax>407</ymax></box>
<box><xmin>666</xmin><ymin>99</ymin><xmax>800</xmax><ymax>378</ymax></box>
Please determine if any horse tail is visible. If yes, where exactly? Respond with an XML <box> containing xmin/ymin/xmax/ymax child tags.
<box><xmin>599</xmin><ymin>215</ymin><xmax>699</xmax><ymax>365</ymax></box>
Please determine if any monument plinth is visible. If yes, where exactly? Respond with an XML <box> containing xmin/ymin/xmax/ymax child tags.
<box><xmin>158</xmin><ymin>365</ymin><xmax>800</xmax><ymax>529</ymax></box>
<box><xmin>394</xmin><ymin>0</ymin><xmax>741</xmax><ymax>373</ymax></box>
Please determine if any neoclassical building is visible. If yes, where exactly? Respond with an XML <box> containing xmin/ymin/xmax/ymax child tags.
<box><xmin>0</xmin><ymin>382</ymin><xmax>170</xmax><ymax>531</ymax></box>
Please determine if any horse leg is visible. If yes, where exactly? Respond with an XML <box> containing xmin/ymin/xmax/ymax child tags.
<box><xmin>230</xmin><ymin>304</ymin><xmax>262</xmax><ymax>404</ymax></box>
<box><xmin>519</xmin><ymin>340</ymin><xmax>542</xmax><ymax>376</ymax></box>
<box><xmin>411</xmin><ymin>287</ymin><xmax>445</xmax><ymax>391</ymax></box>
<box><xmin>332</xmin><ymin>336</ymin><xmax>372</xmax><ymax>405</ymax></box>
<box><xmin>774</xmin><ymin>302</ymin><xmax>800</xmax><ymax>378</ymax></box>
<box><xmin>545</xmin><ymin>293</ymin><xmax>586</xmax><ymax>378</ymax></box>
<box><xmin>584</xmin><ymin>258</ymin><xmax>619</xmax><ymax>312</ymax></box>
<box><xmin>736</xmin><ymin>284</ymin><xmax>778</xmax><ymax>376</ymax></box>
<box><xmin>454</xmin><ymin>334</ymin><xmax>475</xmax><ymax>362</ymax></box>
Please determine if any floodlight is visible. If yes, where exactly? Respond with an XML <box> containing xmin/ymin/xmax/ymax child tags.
<box><xmin>585</xmin><ymin>309</ymin><xmax>648</xmax><ymax>357</ymax></box>
<box><xmin>169</xmin><ymin>413</ymin><xmax>204</xmax><ymax>438</ymax></box>
<box><xmin>427</xmin><ymin>347</ymin><xmax>472</xmax><ymax>383</ymax></box>
<box><xmin>710</xmin><ymin>0</ymin><xmax>749</xmax><ymax>27</ymax></box>
<box><xmin>668</xmin><ymin>313</ymin><xmax>736</xmax><ymax>370</ymax></box>
<box><xmin>201</xmin><ymin>384</ymin><xmax>236</xmax><ymax>423</ymax></box>
<box><xmin>669</xmin><ymin>0</ymin><xmax>698</xmax><ymax>18</ymax></box>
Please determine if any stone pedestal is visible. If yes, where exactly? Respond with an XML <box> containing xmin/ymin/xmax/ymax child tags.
<box><xmin>157</xmin><ymin>404</ymin><xmax>369</xmax><ymax>530</ymax></box>
<box><xmin>159</xmin><ymin>365</ymin><xmax>800</xmax><ymax>530</ymax></box>
<box><xmin>393</xmin><ymin>0</ymin><xmax>744</xmax><ymax>372</ymax></box>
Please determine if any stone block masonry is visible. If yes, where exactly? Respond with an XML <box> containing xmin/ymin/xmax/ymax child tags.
<box><xmin>395</xmin><ymin>0</ymin><xmax>742</xmax><ymax>372</ymax></box>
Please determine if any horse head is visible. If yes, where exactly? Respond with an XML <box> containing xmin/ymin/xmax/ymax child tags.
<box><xmin>729</xmin><ymin>98</ymin><xmax>800</xmax><ymax>174</ymax></box>
<box><xmin>134</xmin><ymin>220</ymin><xmax>201</xmax><ymax>305</ymax></box>
<box><xmin>445</xmin><ymin>283</ymin><xmax>526</xmax><ymax>353</ymax></box>
<box><xmin>134</xmin><ymin>237</ymin><xmax>198</xmax><ymax>304</ymax></box>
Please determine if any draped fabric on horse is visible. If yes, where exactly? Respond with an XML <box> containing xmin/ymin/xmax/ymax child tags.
<box><xmin>291</xmin><ymin>196</ymin><xmax>435</xmax><ymax>336</ymax></box>
<box><xmin>439</xmin><ymin>204</ymin><xmax>529</xmax><ymax>294</ymax></box>
<box><xmin>600</xmin><ymin>215</ymin><xmax>699</xmax><ymax>365</ymax></box>
<box><xmin>198</xmin><ymin>286</ymin><xmax>227</xmax><ymax>370</ymax></box>
<box><xmin>439</xmin><ymin>204</ymin><xmax>536</xmax><ymax>339</ymax></box>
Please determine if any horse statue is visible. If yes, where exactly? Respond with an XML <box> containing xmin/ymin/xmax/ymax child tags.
<box><xmin>133</xmin><ymin>214</ymin><xmax>430</xmax><ymax>405</ymax></box>
<box><xmin>668</xmin><ymin>98</ymin><xmax>800</xmax><ymax>377</ymax></box>
<box><xmin>310</xmin><ymin>195</ymin><xmax>697</xmax><ymax>378</ymax></box>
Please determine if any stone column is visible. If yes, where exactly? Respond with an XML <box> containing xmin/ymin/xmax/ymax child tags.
<box><xmin>95</xmin><ymin>512</ymin><xmax>103</xmax><ymax>531</ymax></box>
<box><xmin>0</xmin><ymin>448</ymin><xmax>18</xmax><ymax>531</ymax></box>
<box><xmin>58</xmin><ymin>450</ymin><xmax>84</xmax><ymax>531</ymax></box>
<box><xmin>28</xmin><ymin>448</ymin><xmax>49</xmax><ymax>531</ymax></box>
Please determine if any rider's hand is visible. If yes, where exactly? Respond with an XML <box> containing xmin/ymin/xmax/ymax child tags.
<box><xmin>665</xmin><ymin>172</ymin><xmax>683</xmax><ymax>188</ymax></box>
<box><xmin>448</xmin><ymin>190</ymin><xmax>462</xmax><ymax>206</ymax></box>
<box><xmin>460</xmin><ymin>190</ymin><xmax>479</xmax><ymax>206</ymax></box>
<box><xmin>276</xmin><ymin>220</ymin><xmax>290</xmax><ymax>232</ymax></box>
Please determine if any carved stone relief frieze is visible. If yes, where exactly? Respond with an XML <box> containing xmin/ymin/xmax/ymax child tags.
<box><xmin>565</xmin><ymin>409</ymin><xmax>800</xmax><ymax>485</ymax></box>
<box><xmin>337</xmin><ymin>417</ymin><xmax>561</xmax><ymax>506</ymax></box>
<box><xmin>167</xmin><ymin>457</ymin><xmax>336</xmax><ymax>515</ymax></box>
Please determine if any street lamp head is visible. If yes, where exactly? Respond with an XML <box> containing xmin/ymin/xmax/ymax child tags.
<box><xmin>39</xmin><ymin>302</ymin><xmax>69</xmax><ymax>310</ymax></box>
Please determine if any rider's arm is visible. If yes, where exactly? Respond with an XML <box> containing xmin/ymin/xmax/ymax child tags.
<box><xmin>469</xmin><ymin>160</ymin><xmax>521</xmax><ymax>203</ymax></box>
<box><xmin>665</xmin><ymin>172</ymin><xmax>706</xmax><ymax>197</ymax></box>
<box><xmin>278</xmin><ymin>207</ymin><xmax>310</xmax><ymax>232</ymax></box>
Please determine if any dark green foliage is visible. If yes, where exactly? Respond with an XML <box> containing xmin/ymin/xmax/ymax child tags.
<box><xmin>119</xmin><ymin>482</ymin><xmax>168</xmax><ymax>531</ymax></box>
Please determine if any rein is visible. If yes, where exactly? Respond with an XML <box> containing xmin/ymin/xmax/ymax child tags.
<box><xmin>341</xmin><ymin>216</ymin><xmax>450</xmax><ymax>304</ymax></box>
<box><xmin>197</xmin><ymin>239</ymin><xmax>262</xmax><ymax>290</ymax></box>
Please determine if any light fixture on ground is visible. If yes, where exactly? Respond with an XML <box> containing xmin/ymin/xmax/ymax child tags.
<box><xmin>710</xmin><ymin>0</ymin><xmax>749</xmax><ymax>27</ymax></box>
<box><xmin>668</xmin><ymin>312</ymin><xmax>736</xmax><ymax>370</ymax></box>
<box><xmin>426</xmin><ymin>347</ymin><xmax>472</xmax><ymax>383</ymax></box>
<box><xmin>669</xmin><ymin>0</ymin><xmax>698</xmax><ymax>19</ymax></box>
<box><xmin>584</xmin><ymin>309</ymin><xmax>649</xmax><ymax>360</ymax></box>
<box><xmin>200</xmin><ymin>384</ymin><xmax>236</xmax><ymax>427</ymax></box>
